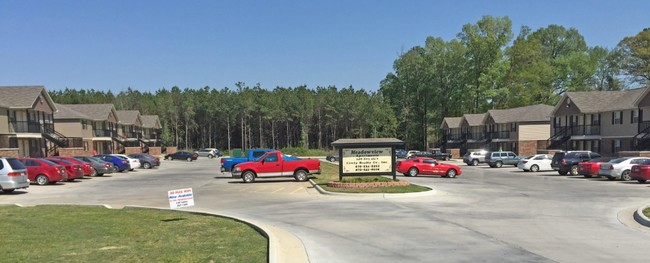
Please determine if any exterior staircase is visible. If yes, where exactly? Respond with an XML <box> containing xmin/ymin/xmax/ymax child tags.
<box><xmin>634</xmin><ymin>122</ymin><xmax>650</xmax><ymax>150</ymax></box>
<box><xmin>547</xmin><ymin>126</ymin><xmax>571</xmax><ymax>150</ymax></box>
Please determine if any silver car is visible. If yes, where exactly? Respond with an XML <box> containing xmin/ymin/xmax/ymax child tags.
<box><xmin>463</xmin><ymin>150</ymin><xmax>488</xmax><ymax>166</ymax></box>
<box><xmin>195</xmin><ymin>149</ymin><xmax>218</xmax><ymax>159</ymax></box>
<box><xmin>0</xmin><ymin>157</ymin><xmax>29</xmax><ymax>193</ymax></box>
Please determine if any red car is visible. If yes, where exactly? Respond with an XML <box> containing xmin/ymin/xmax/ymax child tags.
<box><xmin>18</xmin><ymin>158</ymin><xmax>68</xmax><ymax>185</ymax></box>
<box><xmin>46</xmin><ymin>158</ymin><xmax>83</xmax><ymax>181</ymax></box>
<box><xmin>231</xmin><ymin>151</ymin><xmax>321</xmax><ymax>183</ymax></box>
<box><xmin>51</xmin><ymin>157</ymin><xmax>94</xmax><ymax>177</ymax></box>
<box><xmin>630</xmin><ymin>164</ymin><xmax>650</xmax><ymax>183</ymax></box>
<box><xmin>577</xmin><ymin>157</ymin><xmax>616</xmax><ymax>178</ymax></box>
<box><xmin>397</xmin><ymin>157</ymin><xmax>461</xmax><ymax>178</ymax></box>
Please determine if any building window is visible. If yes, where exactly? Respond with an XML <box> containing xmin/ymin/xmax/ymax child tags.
<box><xmin>632</xmin><ymin>110</ymin><xmax>639</xmax><ymax>124</ymax></box>
<box><xmin>613</xmin><ymin>111</ymin><xmax>622</xmax><ymax>125</ymax></box>
<box><xmin>592</xmin><ymin>114</ymin><xmax>600</xmax><ymax>125</ymax></box>
<box><xmin>613</xmin><ymin>139</ymin><xmax>621</xmax><ymax>152</ymax></box>
<box><xmin>510</xmin><ymin>123</ymin><xmax>517</xmax><ymax>132</ymax></box>
<box><xmin>81</xmin><ymin>120</ymin><xmax>87</xmax><ymax>130</ymax></box>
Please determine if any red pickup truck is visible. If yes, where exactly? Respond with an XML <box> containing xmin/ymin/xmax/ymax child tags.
<box><xmin>231</xmin><ymin>151</ymin><xmax>321</xmax><ymax>183</ymax></box>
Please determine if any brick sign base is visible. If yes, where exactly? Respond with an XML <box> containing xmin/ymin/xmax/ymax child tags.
<box><xmin>327</xmin><ymin>180</ymin><xmax>410</xmax><ymax>188</ymax></box>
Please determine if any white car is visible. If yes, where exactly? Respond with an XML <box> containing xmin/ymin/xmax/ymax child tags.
<box><xmin>406</xmin><ymin>150</ymin><xmax>420</xmax><ymax>159</ymax></box>
<box><xmin>111</xmin><ymin>154</ymin><xmax>141</xmax><ymax>171</ymax></box>
<box><xmin>598</xmin><ymin>157</ymin><xmax>650</xmax><ymax>181</ymax></box>
<box><xmin>517</xmin><ymin>154</ymin><xmax>552</xmax><ymax>172</ymax></box>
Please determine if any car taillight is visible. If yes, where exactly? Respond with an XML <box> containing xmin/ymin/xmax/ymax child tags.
<box><xmin>122</xmin><ymin>161</ymin><xmax>127</xmax><ymax>164</ymax></box>
<box><xmin>8</xmin><ymin>172</ymin><xmax>22</xmax><ymax>176</ymax></box>
<box><xmin>221</xmin><ymin>159</ymin><xmax>226</xmax><ymax>163</ymax></box>
<box><xmin>105</xmin><ymin>164</ymin><xmax>110</xmax><ymax>168</ymax></box>
<box><xmin>522</xmin><ymin>160</ymin><xmax>528</xmax><ymax>164</ymax></box>
<box><xmin>607</xmin><ymin>165</ymin><xmax>613</xmax><ymax>170</ymax></box>
<box><xmin>640</xmin><ymin>166</ymin><xmax>650</xmax><ymax>170</ymax></box>
<box><xmin>562</xmin><ymin>159</ymin><xmax>566</xmax><ymax>165</ymax></box>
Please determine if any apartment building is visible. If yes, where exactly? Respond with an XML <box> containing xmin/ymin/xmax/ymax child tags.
<box><xmin>54</xmin><ymin>104</ymin><xmax>120</xmax><ymax>154</ymax></box>
<box><xmin>460</xmin><ymin>113</ymin><xmax>487</xmax><ymax>152</ymax></box>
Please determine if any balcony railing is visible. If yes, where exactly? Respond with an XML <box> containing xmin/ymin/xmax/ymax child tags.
<box><xmin>570</xmin><ymin>125</ymin><xmax>601</xmax><ymax>136</ymax></box>
<box><xmin>9</xmin><ymin>121</ymin><xmax>42</xmax><ymax>133</ymax></box>
<box><xmin>93</xmin><ymin>129</ymin><xmax>114</xmax><ymax>137</ymax></box>
<box><xmin>123</xmin><ymin>131</ymin><xmax>142</xmax><ymax>139</ymax></box>
<box><xmin>447</xmin><ymin>134</ymin><xmax>462</xmax><ymax>141</ymax></box>
<box><xmin>464</xmin><ymin>133</ymin><xmax>486</xmax><ymax>141</ymax></box>
<box><xmin>639</xmin><ymin>121</ymin><xmax>650</xmax><ymax>133</ymax></box>
<box><xmin>489</xmin><ymin>131</ymin><xmax>510</xmax><ymax>139</ymax></box>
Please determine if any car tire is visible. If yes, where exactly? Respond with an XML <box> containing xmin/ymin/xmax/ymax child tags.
<box><xmin>558</xmin><ymin>171</ymin><xmax>568</xmax><ymax>176</ymax></box>
<box><xmin>584</xmin><ymin>174</ymin><xmax>592</xmax><ymax>178</ymax></box>
<box><xmin>97</xmin><ymin>173</ymin><xmax>104</xmax><ymax>176</ymax></box>
<box><xmin>2</xmin><ymin>189</ymin><xmax>15</xmax><ymax>193</ymax></box>
<box><xmin>621</xmin><ymin>170</ymin><xmax>631</xmax><ymax>181</ymax></box>
<box><xmin>328</xmin><ymin>157</ymin><xmax>335</xmax><ymax>162</ymax></box>
<box><xmin>569</xmin><ymin>165</ymin><xmax>578</xmax><ymax>176</ymax></box>
<box><xmin>186</xmin><ymin>157</ymin><xmax>192</xmax><ymax>162</ymax></box>
<box><xmin>530</xmin><ymin>165</ymin><xmax>539</xmax><ymax>172</ymax></box>
<box><xmin>294</xmin><ymin>170</ymin><xmax>308</xmax><ymax>181</ymax></box>
<box><xmin>143</xmin><ymin>162</ymin><xmax>152</xmax><ymax>169</ymax></box>
<box><xmin>446</xmin><ymin>169</ymin><xmax>457</xmax><ymax>178</ymax></box>
<box><xmin>170</xmin><ymin>157</ymin><xmax>174</xmax><ymax>160</ymax></box>
<box><xmin>129</xmin><ymin>168</ymin><xmax>134</xmax><ymax>171</ymax></box>
<box><xmin>638</xmin><ymin>179</ymin><xmax>647</xmax><ymax>184</ymax></box>
<box><xmin>35</xmin><ymin>174</ymin><xmax>49</xmax><ymax>185</ymax></box>
<box><xmin>495</xmin><ymin>161</ymin><xmax>503</xmax><ymax>168</ymax></box>
<box><xmin>472</xmin><ymin>159</ymin><xmax>479</xmax><ymax>166</ymax></box>
<box><xmin>607</xmin><ymin>176</ymin><xmax>616</xmax><ymax>180</ymax></box>
<box><xmin>408</xmin><ymin>167</ymin><xmax>418</xmax><ymax>177</ymax></box>
<box><xmin>90</xmin><ymin>168</ymin><xmax>97</xmax><ymax>177</ymax></box>
<box><xmin>242</xmin><ymin>171</ymin><xmax>255</xmax><ymax>183</ymax></box>
<box><xmin>208</xmin><ymin>154</ymin><xmax>214</xmax><ymax>159</ymax></box>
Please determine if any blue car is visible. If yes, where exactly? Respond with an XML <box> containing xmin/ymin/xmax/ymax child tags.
<box><xmin>94</xmin><ymin>154</ymin><xmax>130</xmax><ymax>172</ymax></box>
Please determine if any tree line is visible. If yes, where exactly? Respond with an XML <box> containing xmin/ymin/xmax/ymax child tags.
<box><xmin>49</xmin><ymin>16</ymin><xmax>650</xmax><ymax>151</ymax></box>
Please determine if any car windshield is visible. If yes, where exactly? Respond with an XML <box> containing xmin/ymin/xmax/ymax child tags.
<box><xmin>114</xmin><ymin>156</ymin><xmax>127</xmax><ymax>160</ymax></box>
<box><xmin>609</xmin><ymin>158</ymin><xmax>628</xmax><ymax>164</ymax></box>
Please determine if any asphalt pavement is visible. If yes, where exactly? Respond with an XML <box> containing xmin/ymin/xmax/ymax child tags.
<box><xmin>2</xmin><ymin>157</ymin><xmax>650</xmax><ymax>263</ymax></box>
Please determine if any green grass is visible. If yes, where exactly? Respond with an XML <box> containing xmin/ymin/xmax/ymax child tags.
<box><xmin>312</xmin><ymin>162</ymin><xmax>430</xmax><ymax>193</ymax></box>
<box><xmin>644</xmin><ymin>207</ymin><xmax>650</xmax><ymax>218</ymax></box>
<box><xmin>0</xmin><ymin>205</ymin><xmax>267</xmax><ymax>263</ymax></box>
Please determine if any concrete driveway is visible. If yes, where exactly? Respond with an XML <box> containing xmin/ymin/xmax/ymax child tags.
<box><xmin>2</xmin><ymin>158</ymin><xmax>649</xmax><ymax>263</ymax></box>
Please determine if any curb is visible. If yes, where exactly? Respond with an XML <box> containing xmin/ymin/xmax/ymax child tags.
<box><xmin>4</xmin><ymin>203</ymin><xmax>309</xmax><ymax>263</ymax></box>
<box><xmin>633</xmin><ymin>205</ymin><xmax>650</xmax><ymax>227</ymax></box>
<box><xmin>308</xmin><ymin>179</ymin><xmax>436</xmax><ymax>199</ymax></box>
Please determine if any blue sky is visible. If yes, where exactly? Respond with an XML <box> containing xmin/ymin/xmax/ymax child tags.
<box><xmin>1</xmin><ymin>0</ymin><xmax>649</xmax><ymax>93</ymax></box>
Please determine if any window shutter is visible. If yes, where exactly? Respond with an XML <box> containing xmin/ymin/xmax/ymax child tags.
<box><xmin>612</xmin><ymin>112</ymin><xmax>614</xmax><ymax>125</ymax></box>
<box><xmin>631</xmin><ymin>111</ymin><xmax>634</xmax><ymax>124</ymax></box>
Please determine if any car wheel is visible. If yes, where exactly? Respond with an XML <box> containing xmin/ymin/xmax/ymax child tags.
<box><xmin>242</xmin><ymin>171</ymin><xmax>255</xmax><ymax>183</ymax></box>
<box><xmin>472</xmin><ymin>159</ymin><xmax>479</xmax><ymax>166</ymax></box>
<box><xmin>530</xmin><ymin>165</ymin><xmax>539</xmax><ymax>172</ymax></box>
<box><xmin>208</xmin><ymin>154</ymin><xmax>214</xmax><ymax>159</ymax></box>
<box><xmin>558</xmin><ymin>171</ymin><xmax>568</xmax><ymax>175</ymax></box>
<box><xmin>328</xmin><ymin>157</ymin><xmax>335</xmax><ymax>162</ymax></box>
<box><xmin>607</xmin><ymin>176</ymin><xmax>616</xmax><ymax>180</ymax></box>
<box><xmin>570</xmin><ymin>165</ymin><xmax>578</xmax><ymax>176</ymax></box>
<box><xmin>186</xmin><ymin>157</ymin><xmax>192</xmax><ymax>162</ymax></box>
<box><xmin>446</xmin><ymin>169</ymin><xmax>457</xmax><ymax>178</ymax></box>
<box><xmin>170</xmin><ymin>157</ymin><xmax>174</xmax><ymax>160</ymax></box>
<box><xmin>2</xmin><ymin>189</ymin><xmax>15</xmax><ymax>193</ymax></box>
<box><xmin>143</xmin><ymin>162</ymin><xmax>152</xmax><ymax>169</ymax></box>
<box><xmin>444</xmin><ymin>156</ymin><xmax>450</xmax><ymax>161</ymax></box>
<box><xmin>621</xmin><ymin>170</ymin><xmax>632</xmax><ymax>181</ymax></box>
<box><xmin>35</xmin><ymin>174</ymin><xmax>49</xmax><ymax>185</ymax></box>
<box><xmin>495</xmin><ymin>161</ymin><xmax>503</xmax><ymax>168</ymax></box>
<box><xmin>129</xmin><ymin>168</ymin><xmax>134</xmax><ymax>171</ymax></box>
<box><xmin>90</xmin><ymin>168</ymin><xmax>97</xmax><ymax>177</ymax></box>
<box><xmin>294</xmin><ymin>170</ymin><xmax>308</xmax><ymax>181</ymax></box>
<box><xmin>408</xmin><ymin>167</ymin><xmax>418</xmax><ymax>177</ymax></box>
<box><xmin>638</xmin><ymin>179</ymin><xmax>647</xmax><ymax>183</ymax></box>
<box><xmin>97</xmin><ymin>173</ymin><xmax>104</xmax><ymax>176</ymax></box>
<box><xmin>584</xmin><ymin>174</ymin><xmax>592</xmax><ymax>178</ymax></box>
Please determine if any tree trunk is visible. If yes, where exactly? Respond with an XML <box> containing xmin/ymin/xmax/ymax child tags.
<box><xmin>318</xmin><ymin>109</ymin><xmax>322</xmax><ymax>149</ymax></box>
<box><xmin>259</xmin><ymin>115</ymin><xmax>263</xmax><ymax>148</ymax></box>
<box><xmin>227</xmin><ymin>116</ymin><xmax>231</xmax><ymax>152</ymax></box>
<box><xmin>271</xmin><ymin>121</ymin><xmax>276</xmax><ymax>149</ymax></box>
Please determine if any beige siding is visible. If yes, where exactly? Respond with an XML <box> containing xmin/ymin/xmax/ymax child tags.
<box><xmin>54</xmin><ymin>121</ymin><xmax>83</xmax><ymax>137</ymax></box>
<box><xmin>519</xmin><ymin>124</ymin><xmax>550</xmax><ymax>140</ymax></box>
<box><xmin>600</xmin><ymin>110</ymin><xmax>637</xmax><ymax>137</ymax></box>
<box><xmin>0</xmin><ymin>108</ymin><xmax>8</xmax><ymax>134</ymax></box>
<box><xmin>82</xmin><ymin>121</ymin><xmax>94</xmax><ymax>138</ymax></box>
<box><xmin>642</xmin><ymin>106</ymin><xmax>650</xmax><ymax>122</ymax></box>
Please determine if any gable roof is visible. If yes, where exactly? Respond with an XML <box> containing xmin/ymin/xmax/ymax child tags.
<box><xmin>462</xmin><ymin>113</ymin><xmax>486</xmax><ymax>126</ymax></box>
<box><xmin>553</xmin><ymin>88</ymin><xmax>648</xmax><ymax>115</ymax></box>
<box><xmin>486</xmin><ymin>104</ymin><xmax>554</xmax><ymax>124</ymax></box>
<box><xmin>440</xmin><ymin>117</ymin><xmax>462</xmax><ymax>129</ymax></box>
<box><xmin>141</xmin><ymin>115</ymin><xmax>161</xmax><ymax>129</ymax></box>
<box><xmin>53</xmin><ymin>103</ymin><xmax>91</xmax><ymax>120</ymax></box>
<box><xmin>116</xmin><ymin>110</ymin><xmax>141</xmax><ymax>126</ymax></box>
<box><xmin>0</xmin><ymin>86</ymin><xmax>57</xmax><ymax>111</ymax></box>
<box><xmin>58</xmin><ymin>104</ymin><xmax>119</xmax><ymax>122</ymax></box>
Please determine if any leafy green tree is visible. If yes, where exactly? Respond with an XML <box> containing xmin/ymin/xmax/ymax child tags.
<box><xmin>616</xmin><ymin>28</ymin><xmax>650</xmax><ymax>85</ymax></box>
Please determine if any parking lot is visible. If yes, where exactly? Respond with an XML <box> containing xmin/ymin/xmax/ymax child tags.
<box><xmin>2</xmin><ymin>157</ymin><xmax>650</xmax><ymax>263</ymax></box>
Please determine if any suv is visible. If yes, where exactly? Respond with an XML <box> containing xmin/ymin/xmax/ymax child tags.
<box><xmin>485</xmin><ymin>151</ymin><xmax>520</xmax><ymax>168</ymax></box>
<box><xmin>0</xmin><ymin>157</ymin><xmax>30</xmax><ymax>193</ymax></box>
<box><xmin>463</xmin><ymin>150</ymin><xmax>488</xmax><ymax>166</ymax></box>
<box><xmin>195</xmin><ymin>149</ymin><xmax>219</xmax><ymax>159</ymax></box>
<box><xmin>551</xmin><ymin>151</ymin><xmax>601</xmax><ymax>176</ymax></box>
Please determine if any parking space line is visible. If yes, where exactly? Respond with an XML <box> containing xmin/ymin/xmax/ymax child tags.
<box><xmin>272</xmin><ymin>187</ymin><xmax>285</xmax><ymax>193</ymax></box>
<box><xmin>289</xmin><ymin>187</ymin><xmax>303</xmax><ymax>194</ymax></box>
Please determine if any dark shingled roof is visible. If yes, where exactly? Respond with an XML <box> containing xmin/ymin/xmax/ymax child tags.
<box><xmin>59</xmin><ymin>104</ymin><xmax>117</xmax><ymax>122</ymax></box>
<box><xmin>116</xmin><ymin>110</ymin><xmax>141</xmax><ymax>125</ymax></box>
<box><xmin>440</xmin><ymin>117</ymin><xmax>462</xmax><ymax>129</ymax></box>
<box><xmin>53</xmin><ymin>103</ymin><xmax>90</xmax><ymax>120</ymax></box>
<box><xmin>561</xmin><ymin>88</ymin><xmax>647</xmax><ymax>114</ymax></box>
<box><xmin>462</xmin><ymin>113</ymin><xmax>486</xmax><ymax>126</ymax></box>
<box><xmin>140</xmin><ymin>115</ymin><xmax>161</xmax><ymax>129</ymax></box>
<box><xmin>487</xmin><ymin>104</ymin><xmax>554</xmax><ymax>124</ymax></box>
<box><xmin>0</xmin><ymin>86</ymin><xmax>57</xmax><ymax>111</ymax></box>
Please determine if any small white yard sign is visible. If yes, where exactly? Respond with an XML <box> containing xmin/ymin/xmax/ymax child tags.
<box><xmin>168</xmin><ymin>188</ymin><xmax>195</xmax><ymax>209</ymax></box>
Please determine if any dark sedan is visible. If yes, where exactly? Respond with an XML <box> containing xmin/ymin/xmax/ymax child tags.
<box><xmin>164</xmin><ymin>151</ymin><xmax>198</xmax><ymax>161</ymax></box>
<box><xmin>74</xmin><ymin>156</ymin><xmax>116</xmax><ymax>176</ymax></box>
<box><xmin>128</xmin><ymin>153</ymin><xmax>161</xmax><ymax>169</ymax></box>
